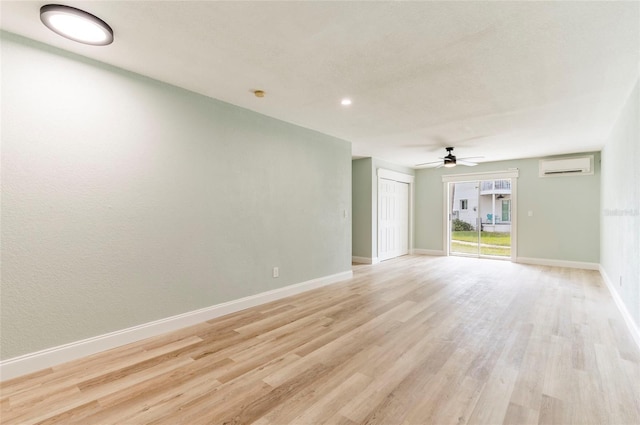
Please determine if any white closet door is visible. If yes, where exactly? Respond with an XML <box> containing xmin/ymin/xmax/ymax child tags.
<box><xmin>379</xmin><ymin>179</ymin><xmax>409</xmax><ymax>261</ymax></box>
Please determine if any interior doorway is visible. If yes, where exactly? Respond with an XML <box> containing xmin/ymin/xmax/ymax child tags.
<box><xmin>447</xmin><ymin>177</ymin><xmax>515</xmax><ymax>260</ymax></box>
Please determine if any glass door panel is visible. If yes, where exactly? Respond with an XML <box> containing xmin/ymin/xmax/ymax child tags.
<box><xmin>478</xmin><ymin>179</ymin><xmax>511</xmax><ymax>257</ymax></box>
<box><xmin>450</xmin><ymin>179</ymin><xmax>512</xmax><ymax>258</ymax></box>
<box><xmin>449</xmin><ymin>181</ymin><xmax>479</xmax><ymax>256</ymax></box>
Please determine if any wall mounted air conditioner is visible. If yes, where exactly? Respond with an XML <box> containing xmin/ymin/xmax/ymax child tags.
<box><xmin>539</xmin><ymin>155</ymin><xmax>593</xmax><ymax>177</ymax></box>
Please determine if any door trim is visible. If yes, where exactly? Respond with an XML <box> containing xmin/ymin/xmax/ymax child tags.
<box><xmin>442</xmin><ymin>169</ymin><xmax>519</xmax><ymax>261</ymax></box>
<box><xmin>441</xmin><ymin>169</ymin><xmax>519</xmax><ymax>183</ymax></box>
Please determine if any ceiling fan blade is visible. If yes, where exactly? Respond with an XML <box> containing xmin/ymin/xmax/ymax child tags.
<box><xmin>458</xmin><ymin>156</ymin><xmax>484</xmax><ymax>161</ymax></box>
<box><xmin>415</xmin><ymin>161</ymin><xmax>442</xmax><ymax>167</ymax></box>
<box><xmin>457</xmin><ymin>159</ymin><xmax>478</xmax><ymax>166</ymax></box>
<box><xmin>415</xmin><ymin>157</ymin><xmax>444</xmax><ymax>167</ymax></box>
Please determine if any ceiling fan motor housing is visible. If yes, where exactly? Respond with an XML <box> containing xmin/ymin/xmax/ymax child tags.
<box><xmin>443</xmin><ymin>147</ymin><xmax>457</xmax><ymax>167</ymax></box>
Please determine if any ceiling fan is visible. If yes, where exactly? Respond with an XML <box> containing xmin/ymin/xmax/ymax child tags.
<box><xmin>415</xmin><ymin>147</ymin><xmax>481</xmax><ymax>168</ymax></box>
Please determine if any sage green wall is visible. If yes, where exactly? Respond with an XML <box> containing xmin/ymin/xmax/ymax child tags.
<box><xmin>1</xmin><ymin>33</ymin><xmax>352</xmax><ymax>360</ymax></box>
<box><xmin>415</xmin><ymin>153</ymin><xmax>600</xmax><ymax>263</ymax></box>
<box><xmin>351</xmin><ymin>158</ymin><xmax>414</xmax><ymax>260</ymax></box>
<box><xmin>352</xmin><ymin>158</ymin><xmax>373</xmax><ymax>258</ymax></box>
<box><xmin>601</xmin><ymin>79</ymin><xmax>639</xmax><ymax>328</ymax></box>
<box><xmin>372</xmin><ymin>158</ymin><xmax>415</xmax><ymax>176</ymax></box>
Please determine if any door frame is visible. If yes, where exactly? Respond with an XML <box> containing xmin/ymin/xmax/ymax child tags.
<box><xmin>442</xmin><ymin>169</ymin><xmax>519</xmax><ymax>262</ymax></box>
<box><xmin>377</xmin><ymin>168</ymin><xmax>414</xmax><ymax>262</ymax></box>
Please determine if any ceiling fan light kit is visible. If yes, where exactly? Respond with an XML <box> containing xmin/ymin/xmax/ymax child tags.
<box><xmin>416</xmin><ymin>147</ymin><xmax>480</xmax><ymax>168</ymax></box>
<box><xmin>443</xmin><ymin>147</ymin><xmax>457</xmax><ymax>167</ymax></box>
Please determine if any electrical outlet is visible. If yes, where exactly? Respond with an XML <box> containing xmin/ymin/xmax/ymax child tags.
<box><xmin>273</xmin><ymin>267</ymin><xmax>279</xmax><ymax>278</ymax></box>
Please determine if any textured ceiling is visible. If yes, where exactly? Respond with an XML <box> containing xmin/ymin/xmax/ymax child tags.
<box><xmin>1</xmin><ymin>1</ymin><xmax>638</xmax><ymax>168</ymax></box>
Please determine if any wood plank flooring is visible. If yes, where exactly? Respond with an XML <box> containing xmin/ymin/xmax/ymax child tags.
<box><xmin>2</xmin><ymin>255</ymin><xmax>639</xmax><ymax>425</ymax></box>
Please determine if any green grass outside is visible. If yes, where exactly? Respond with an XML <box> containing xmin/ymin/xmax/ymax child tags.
<box><xmin>451</xmin><ymin>242</ymin><xmax>511</xmax><ymax>257</ymax></box>
<box><xmin>451</xmin><ymin>231</ymin><xmax>511</xmax><ymax>257</ymax></box>
<box><xmin>451</xmin><ymin>231</ymin><xmax>511</xmax><ymax>246</ymax></box>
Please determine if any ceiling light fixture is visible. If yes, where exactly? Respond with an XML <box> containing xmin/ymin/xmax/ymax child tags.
<box><xmin>341</xmin><ymin>98</ymin><xmax>352</xmax><ymax>106</ymax></box>
<box><xmin>40</xmin><ymin>4</ymin><xmax>114</xmax><ymax>46</ymax></box>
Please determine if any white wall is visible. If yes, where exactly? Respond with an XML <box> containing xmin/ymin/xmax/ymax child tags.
<box><xmin>600</xmin><ymin>79</ymin><xmax>640</xmax><ymax>329</ymax></box>
<box><xmin>0</xmin><ymin>33</ymin><xmax>352</xmax><ymax>360</ymax></box>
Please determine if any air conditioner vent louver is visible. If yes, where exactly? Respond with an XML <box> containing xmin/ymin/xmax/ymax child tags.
<box><xmin>539</xmin><ymin>156</ymin><xmax>593</xmax><ymax>177</ymax></box>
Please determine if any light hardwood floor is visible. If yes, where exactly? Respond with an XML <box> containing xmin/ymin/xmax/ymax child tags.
<box><xmin>2</xmin><ymin>255</ymin><xmax>639</xmax><ymax>425</ymax></box>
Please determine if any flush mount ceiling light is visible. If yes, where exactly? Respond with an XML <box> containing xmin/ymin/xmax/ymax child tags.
<box><xmin>40</xmin><ymin>4</ymin><xmax>113</xmax><ymax>46</ymax></box>
<box><xmin>341</xmin><ymin>98</ymin><xmax>352</xmax><ymax>106</ymax></box>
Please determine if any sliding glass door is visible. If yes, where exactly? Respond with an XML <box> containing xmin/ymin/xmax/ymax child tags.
<box><xmin>449</xmin><ymin>181</ymin><xmax>479</xmax><ymax>256</ymax></box>
<box><xmin>449</xmin><ymin>179</ymin><xmax>512</xmax><ymax>258</ymax></box>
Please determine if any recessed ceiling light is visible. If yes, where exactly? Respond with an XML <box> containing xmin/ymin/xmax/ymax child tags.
<box><xmin>40</xmin><ymin>4</ymin><xmax>114</xmax><ymax>46</ymax></box>
<box><xmin>341</xmin><ymin>98</ymin><xmax>352</xmax><ymax>106</ymax></box>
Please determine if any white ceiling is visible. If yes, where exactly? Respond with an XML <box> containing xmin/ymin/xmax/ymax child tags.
<box><xmin>2</xmin><ymin>1</ymin><xmax>638</xmax><ymax>168</ymax></box>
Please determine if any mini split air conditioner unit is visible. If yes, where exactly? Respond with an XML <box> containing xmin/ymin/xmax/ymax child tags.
<box><xmin>539</xmin><ymin>155</ymin><xmax>593</xmax><ymax>177</ymax></box>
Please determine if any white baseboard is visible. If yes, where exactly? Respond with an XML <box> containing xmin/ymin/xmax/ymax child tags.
<box><xmin>0</xmin><ymin>270</ymin><xmax>353</xmax><ymax>382</ymax></box>
<box><xmin>352</xmin><ymin>256</ymin><xmax>372</xmax><ymax>264</ymax></box>
<box><xmin>351</xmin><ymin>256</ymin><xmax>381</xmax><ymax>265</ymax></box>
<box><xmin>516</xmin><ymin>257</ymin><xmax>599</xmax><ymax>270</ymax></box>
<box><xmin>599</xmin><ymin>266</ymin><xmax>640</xmax><ymax>352</ymax></box>
<box><xmin>412</xmin><ymin>249</ymin><xmax>446</xmax><ymax>256</ymax></box>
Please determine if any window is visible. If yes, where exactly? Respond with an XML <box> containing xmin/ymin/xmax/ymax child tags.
<box><xmin>502</xmin><ymin>199</ymin><xmax>511</xmax><ymax>222</ymax></box>
<box><xmin>460</xmin><ymin>199</ymin><xmax>468</xmax><ymax>210</ymax></box>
